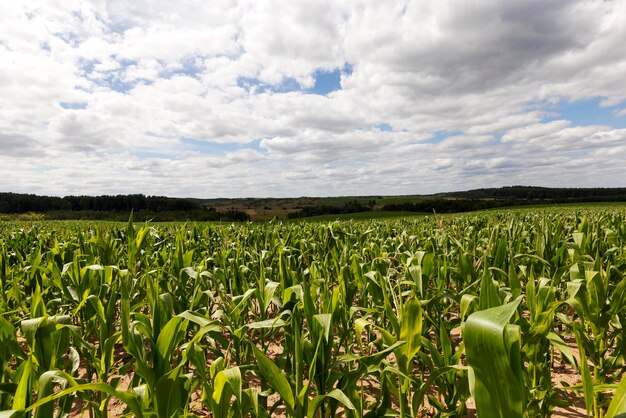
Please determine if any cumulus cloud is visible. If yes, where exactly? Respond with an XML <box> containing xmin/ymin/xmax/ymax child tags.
<box><xmin>1</xmin><ymin>0</ymin><xmax>625</xmax><ymax>197</ymax></box>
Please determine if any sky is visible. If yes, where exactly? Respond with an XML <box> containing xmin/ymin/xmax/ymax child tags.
<box><xmin>1</xmin><ymin>0</ymin><xmax>626</xmax><ymax>198</ymax></box>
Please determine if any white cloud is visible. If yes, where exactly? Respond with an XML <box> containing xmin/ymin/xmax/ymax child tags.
<box><xmin>1</xmin><ymin>0</ymin><xmax>626</xmax><ymax>197</ymax></box>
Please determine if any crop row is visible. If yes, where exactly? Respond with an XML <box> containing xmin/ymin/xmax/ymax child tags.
<box><xmin>0</xmin><ymin>209</ymin><xmax>625</xmax><ymax>417</ymax></box>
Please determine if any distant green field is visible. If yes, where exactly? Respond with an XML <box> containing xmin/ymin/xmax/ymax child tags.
<box><xmin>479</xmin><ymin>201</ymin><xmax>626</xmax><ymax>212</ymax></box>
<box><xmin>313</xmin><ymin>196</ymin><xmax>379</xmax><ymax>206</ymax></box>
<box><xmin>373</xmin><ymin>195</ymin><xmax>427</xmax><ymax>205</ymax></box>
<box><xmin>293</xmin><ymin>202</ymin><xmax>626</xmax><ymax>221</ymax></box>
<box><xmin>291</xmin><ymin>210</ymin><xmax>429</xmax><ymax>222</ymax></box>
<box><xmin>313</xmin><ymin>195</ymin><xmax>426</xmax><ymax>206</ymax></box>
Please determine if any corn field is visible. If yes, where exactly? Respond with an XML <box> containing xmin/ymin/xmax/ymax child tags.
<box><xmin>1</xmin><ymin>208</ymin><xmax>626</xmax><ymax>417</ymax></box>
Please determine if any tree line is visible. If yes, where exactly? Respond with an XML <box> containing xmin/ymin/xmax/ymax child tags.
<box><xmin>444</xmin><ymin>186</ymin><xmax>626</xmax><ymax>200</ymax></box>
<box><xmin>0</xmin><ymin>193</ymin><xmax>249</xmax><ymax>221</ymax></box>
<box><xmin>287</xmin><ymin>199</ymin><xmax>374</xmax><ymax>219</ymax></box>
<box><xmin>289</xmin><ymin>187</ymin><xmax>626</xmax><ymax>218</ymax></box>
<box><xmin>382</xmin><ymin>195</ymin><xmax>626</xmax><ymax>214</ymax></box>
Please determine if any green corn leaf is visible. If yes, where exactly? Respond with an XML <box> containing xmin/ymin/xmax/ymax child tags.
<box><xmin>439</xmin><ymin>319</ymin><xmax>452</xmax><ymax>366</ymax></box>
<box><xmin>155</xmin><ymin>366</ymin><xmax>191</xmax><ymax>418</ymax></box>
<box><xmin>399</xmin><ymin>297</ymin><xmax>422</xmax><ymax>364</ymax></box>
<box><xmin>313</xmin><ymin>313</ymin><xmax>333</xmax><ymax>343</ymax></box>
<box><xmin>408</xmin><ymin>265</ymin><xmax>423</xmax><ymax>298</ymax></box>
<box><xmin>479</xmin><ymin>268</ymin><xmax>501</xmax><ymax>310</ymax></box>
<box><xmin>154</xmin><ymin>316</ymin><xmax>184</xmax><ymax>377</ymax></box>
<box><xmin>242</xmin><ymin>388</ymin><xmax>260</xmax><ymax>418</ymax></box>
<box><xmin>609</xmin><ymin>277</ymin><xmax>626</xmax><ymax>316</ymax></box>
<box><xmin>546</xmin><ymin>332</ymin><xmax>577</xmax><ymax>367</ymax></box>
<box><xmin>12</xmin><ymin>356</ymin><xmax>33</xmax><ymax>410</ymax></box>
<box><xmin>460</xmin><ymin>294</ymin><xmax>478</xmax><ymax>321</ymax></box>
<box><xmin>0</xmin><ymin>383</ymin><xmax>18</xmax><ymax>395</ymax></box>
<box><xmin>282</xmin><ymin>284</ymin><xmax>304</xmax><ymax>305</ymax></box>
<box><xmin>307</xmin><ymin>388</ymin><xmax>356</xmax><ymax>418</ymax></box>
<box><xmin>30</xmin><ymin>282</ymin><xmax>46</xmax><ymax>318</ymax></box>
<box><xmin>86</xmin><ymin>294</ymin><xmax>107</xmax><ymax>327</ymax></box>
<box><xmin>245</xmin><ymin>317</ymin><xmax>288</xmax><ymax>330</ymax></box>
<box><xmin>232</xmin><ymin>288</ymin><xmax>257</xmax><ymax>317</ymax></box>
<box><xmin>337</xmin><ymin>340</ymin><xmax>406</xmax><ymax>366</ymax></box>
<box><xmin>299</xmin><ymin>335</ymin><xmax>323</xmax><ymax>411</ymax></box>
<box><xmin>251</xmin><ymin>345</ymin><xmax>295</xmax><ymax>412</ymax></box>
<box><xmin>34</xmin><ymin>382</ymin><xmax>143</xmax><ymax>417</ymax></box>
<box><xmin>262</xmin><ymin>280</ymin><xmax>281</xmax><ymax>313</ymax></box>
<box><xmin>572</xmin><ymin>232</ymin><xmax>584</xmax><ymax>249</ymax></box>
<box><xmin>508</xmin><ymin>263</ymin><xmax>521</xmax><ymax>299</ymax></box>
<box><xmin>577</xmin><ymin>332</ymin><xmax>594</xmax><ymax>417</ymax></box>
<box><xmin>0</xmin><ymin>317</ymin><xmax>21</xmax><ymax>365</ymax></box>
<box><xmin>212</xmin><ymin>366</ymin><xmax>242</xmax><ymax>417</ymax></box>
<box><xmin>412</xmin><ymin>365</ymin><xmax>467</xmax><ymax>412</ymax></box>
<box><xmin>464</xmin><ymin>297</ymin><xmax>524</xmax><ymax>418</ymax></box>
<box><xmin>606</xmin><ymin>376</ymin><xmax>626</xmax><ymax>417</ymax></box>
<box><xmin>177</xmin><ymin>310</ymin><xmax>212</xmax><ymax>327</ymax></box>
<box><xmin>35</xmin><ymin>370</ymin><xmax>64</xmax><ymax>418</ymax></box>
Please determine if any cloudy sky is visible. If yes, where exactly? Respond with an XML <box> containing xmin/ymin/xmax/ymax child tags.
<box><xmin>1</xmin><ymin>0</ymin><xmax>626</xmax><ymax>198</ymax></box>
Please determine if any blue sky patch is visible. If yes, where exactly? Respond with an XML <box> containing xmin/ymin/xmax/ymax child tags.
<box><xmin>79</xmin><ymin>58</ymin><xmax>98</xmax><ymax>74</ymax></box>
<box><xmin>96</xmin><ymin>75</ymin><xmax>137</xmax><ymax>93</ymax></box>
<box><xmin>237</xmin><ymin>76</ymin><xmax>263</xmax><ymax>93</ymax></box>
<box><xmin>544</xmin><ymin>97</ymin><xmax>626</xmax><ymax>128</ymax></box>
<box><xmin>270</xmin><ymin>78</ymin><xmax>301</xmax><ymax>94</ymax></box>
<box><xmin>132</xmin><ymin>150</ymin><xmax>178</xmax><ymax>160</ymax></box>
<box><xmin>60</xmin><ymin>101</ymin><xmax>88</xmax><ymax>110</ymax></box>
<box><xmin>375</xmin><ymin>123</ymin><xmax>393</xmax><ymax>132</ymax></box>
<box><xmin>106</xmin><ymin>19</ymin><xmax>134</xmax><ymax>34</ymax></box>
<box><xmin>237</xmin><ymin>76</ymin><xmax>301</xmax><ymax>94</ymax></box>
<box><xmin>306</xmin><ymin>64</ymin><xmax>352</xmax><ymax>95</ymax></box>
<box><xmin>160</xmin><ymin>56</ymin><xmax>204</xmax><ymax>79</ymax></box>
<box><xmin>431</xmin><ymin>130</ymin><xmax>463</xmax><ymax>143</ymax></box>
<box><xmin>238</xmin><ymin>64</ymin><xmax>352</xmax><ymax>96</ymax></box>
<box><xmin>308</xmin><ymin>69</ymin><xmax>341</xmax><ymax>95</ymax></box>
<box><xmin>179</xmin><ymin>137</ymin><xmax>264</xmax><ymax>154</ymax></box>
<box><xmin>54</xmin><ymin>31</ymin><xmax>80</xmax><ymax>47</ymax></box>
<box><xmin>79</xmin><ymin>58</ymin><xmax>146</xmax><ymax>93</ymax></box>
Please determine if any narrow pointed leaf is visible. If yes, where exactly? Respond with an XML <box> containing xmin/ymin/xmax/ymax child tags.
<box><xmin>251</xmin><ymin>345</ymin><xmax>295</xmax><ymax>412</ymax></box>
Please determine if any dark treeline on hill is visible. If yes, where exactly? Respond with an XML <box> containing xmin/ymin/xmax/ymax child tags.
<box><xmin>383</xmin><ymin>195</ymin><xmax>626</xmax><ymax>214</ymax></box>
<box><xmin>3</xmin><ymin>186</ymin><xmax>626</xmax><ymax>221</ymax></box>
<box><xmin>0</xmin><ymin>193</ymin><xmax>249</xmax><ymax>221</ymax></box>
<box><xmin>290</xmin><ymin>186</ymin><xmax>626</xmax><ymax>218</ymax></box>
<box><xmin>0</xmin><ymin>193</ymin><xmax>196</xmax><ymax>213</ymax></box>
<box><xmin>288</xmin><ymin>199</ymin><xmax>374</xmax><ymax>219</ymax></box>
<box><xmin>442</xmin><ymin>186</ymin><xmax>626</xmax><ymax>200</ymax></box>
<box><xmin>384</xmin><ymin>187</ymin><xmax>626</xmax><ymax>214</ymax></box>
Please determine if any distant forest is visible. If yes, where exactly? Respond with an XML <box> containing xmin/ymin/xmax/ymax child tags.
<box><xmin>381</xmin><ymin>186</ymin><xmax>626</xmax><ymax>214</ymax></box>
<box><xmin>288</xmin><ymin>186</ymin><xmax>626</xmax><ymax>218</ymax></box>
<box><xmin>441</xmin><ymin>186</ymin><xmax>626</xmax><ymax>200</ymax></box>
<box><xmin>0</xmin><ymin>193</ymin><xmax>249</xmax><ymax>221</ymax></box>
<box><xmin>2</xmin><ymin>186</ymin><xmax>626</xmax><ymax>221</ymax></box>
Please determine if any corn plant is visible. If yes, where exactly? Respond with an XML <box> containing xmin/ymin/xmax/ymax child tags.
<box><xmin>1</xmin><ymin>207</ymin><xmax>626</xmax><ymax>417</ymax></box>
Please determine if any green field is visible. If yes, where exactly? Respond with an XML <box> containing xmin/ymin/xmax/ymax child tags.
<box><xmin>1</xmin><ymin>207</ymin><xmax>626</xmax><ymax>417</ymax></box>
<box><xmin>292</xmin><ymin>210</ymin><xmax>429</xmax><ymax>222</ymax></box>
